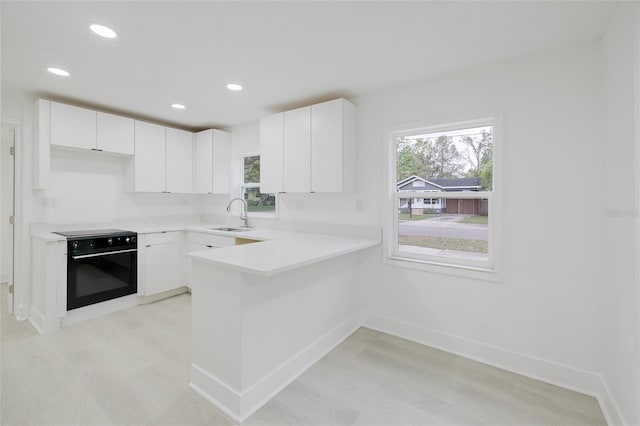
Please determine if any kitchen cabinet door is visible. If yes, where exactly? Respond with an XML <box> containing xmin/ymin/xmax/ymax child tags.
<box><xmin>166</xmin><ymin>128</ymin><xmax>193</xmax><ymax>193</ymax></box>
<box><xmin>212</xmin><ymin>130</ymin><xmax>231</xmax><ymax>194</ymax></box>
<box><xmin>134</xmin><ymin>121</ymin><xmax>166</xmax><ymax>192</ymax></box>
<box><xmin>50</xmin><ymin>102</ymin><xmax>96</xmax><ymax>150</ymax></box>
<box><xmin>143</xmin><ymin>242</ymin><xmax>183</xmax><ymax>296</ymax></box>
<box><xmin>260</xmin><ymin>113</ymin><xmax>284</xmax><ymax>193</ymax></box>
<box><xmin>310</xmin><ymin>99</ymin><xmax>356</xmax><ymax>192</ymax></box>
<box><xmin>185</xmin><ymin>242</ymin><xmax>215</xmax><ymax>287</ymax></box>
<box><xmin>194</xmin><ymin>130</ymin><xmax>213</xmax><ymax>194</ymax></box>
<box><xmin>97</xmin><ymin>112</ymin><xmax>134</xmax><ymax>155</ymax></box>
<box><xmin>194</xmin><ymin>129</ymin><xmax>231</xmax><ymax>194</ymax></box>
<box><xmin>283</xmin><ymin>106</ymin><xmax>311</xmax><ymax>193</ymax></box>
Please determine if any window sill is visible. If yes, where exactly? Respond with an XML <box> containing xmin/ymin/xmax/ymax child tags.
<box><xmin>247</xmin><ymin>212</ymin><xmax>278</xmax><ymax>220</ymax></box>
<box><xmin>384</xmin><ymin>255</ymin><xmax>503</xmax><ymax>284</ymax></box>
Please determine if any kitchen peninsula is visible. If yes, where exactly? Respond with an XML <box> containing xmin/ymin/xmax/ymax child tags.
<box><xmin>186</xmin><ymin>229</ymin><xmax>379</xmax><ymax>423</ymax></box>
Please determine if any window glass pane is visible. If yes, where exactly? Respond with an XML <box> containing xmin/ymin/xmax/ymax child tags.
<box><xmin>243</xmin><ymin>155</ymin><xmax>260</xmax><ymax>184</ymax></box>
<box><xmin>395</xmin><ymin>124</ymin><xmax>492</xmax><ymax>263</ymax></box>
<box><xmin>397</xmin><ymin>198</ymin><xmax>489</xmax><ymax>262</ymax></box>
<box><xmin>243</xmin><ymin>187</ymin><xmax>276</xmax><ymax>213</ymax></box>
<box><xmin>396</xmin><ymin>125</ymin><xmax>493</xmax><ymax>191</ymax></box>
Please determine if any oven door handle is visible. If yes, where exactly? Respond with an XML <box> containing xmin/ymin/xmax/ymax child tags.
<box><xmin>71</xmin><ymin>248</ymin><xmax>138</xmax><ymax>260</ymax></box>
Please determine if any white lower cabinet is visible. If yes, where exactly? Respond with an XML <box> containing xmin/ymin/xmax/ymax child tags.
<box><xmin>139</xmin><ymin>232</ymin><xmax>184</xmax><ymax>296</ymax></box>
<box><xmin>185</xmin><ymin>232</ymin><xmax>236</xmax><ymax>286</ymax></box>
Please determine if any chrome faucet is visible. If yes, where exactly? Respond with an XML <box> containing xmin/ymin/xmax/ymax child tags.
<box><xmin>226</xmin><ymin>197</ymin><xmax>250</xmax><ymax>228</ymax></box>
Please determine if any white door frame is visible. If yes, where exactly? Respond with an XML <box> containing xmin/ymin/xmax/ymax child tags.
<box><xmin>2</xmin><ymin>117</ymin><xmax>24</xmax><ymax>319</ymax></box>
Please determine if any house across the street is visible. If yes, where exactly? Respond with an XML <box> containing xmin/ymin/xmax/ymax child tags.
<box><xmin>397</xmin><ymin>175</ymin><xmax>487</xmax><ymax>215</ymax></box>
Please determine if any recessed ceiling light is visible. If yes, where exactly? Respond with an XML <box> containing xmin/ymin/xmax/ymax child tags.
<box><xmin>47</xmin><ymin>67</ymin><xmax>70</xmax><ymax>77</ymax></box>
<box><xmin>226</xmin><ymin>83</ymin><xmax>243</xmax><ymax>91</ymax></box>
<box><xmin>90</xmin><ymin>24</ymin><xmax>117</xmax><ymax>39</ymax></box>
<box><xmin>171</xmin><ymin>104</ymin><xmax>186</xmax><ymax>110</ymax></box>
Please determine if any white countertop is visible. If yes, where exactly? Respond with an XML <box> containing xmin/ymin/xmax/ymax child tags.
<box><xmin>31</xmin><ymin>231</ymin><xmax>67</xmax><ymax>242</ymax></box>
<box><xmin>185</xmin><ymin>228</ymin><xmax>379</xmax><ymax>276</ymax></box>
<box><xmin>31</xmin><ymin>223</ymin><xmax>380</xmax><ymax>276</ymax></box>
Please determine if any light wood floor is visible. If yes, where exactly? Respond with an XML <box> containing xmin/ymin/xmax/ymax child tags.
<box><xmin>1</xmin><ymin>293</ymin><xmax>606</xmax><ymax>425</ymax></box>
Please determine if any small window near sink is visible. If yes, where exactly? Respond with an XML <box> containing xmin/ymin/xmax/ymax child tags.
<box><xmin>242</xmin><ymin>155</ymin><xmax>277</xmax><ymax>215</ymax></box>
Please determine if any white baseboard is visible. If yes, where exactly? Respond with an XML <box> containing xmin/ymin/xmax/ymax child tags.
<box><xmin>28</xmin><ymin>306</ymin><xmax>45</xmax><ymax>334</ymax></box>
<box><xmin>595</xmin><ymin>376</ymin><xmax>627</xmax><ymax>426</ymax></box>
<box><xmin>16</xmin><ymin>304</ymin><xmax>30</xmax><ymax>321</ymax></box>
<box><xmin>362</xmin><ymin>312</ymin><xmax>626</xmax><ymax>425</ymax></box>
<box><xmin>137</xmin><ymin>287</ymin><xmax>189</xmax><ymax>304</ymax></box>
<box><xmin>189</xmin><ymin>368</ymin><xmax>243</xmax><ymax>423</ymax></box>
<box><xmin>190</xmin><ymin>317</ymin><xmax>360</xmax><ymax>423</ymax></box>
<box><xmin>61</xmin><ymin>294</ymin><xmax>139</xmax><ymax>327</ymax></box>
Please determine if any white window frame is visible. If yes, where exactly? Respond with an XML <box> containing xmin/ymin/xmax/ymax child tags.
<box><xmin>384</xmin><ymin>112</ymin><xmax>503</xmax><ymax>282</ymax></box>
<box><xmin>241</xmin><ymin>153</ymin><xmax>278</xmax><ymax>218</ymax></box>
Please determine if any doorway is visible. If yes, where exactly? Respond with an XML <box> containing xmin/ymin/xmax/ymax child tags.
<box><xmin>1</xmin><ymin>125</ymin><xmax>15</xmax><ymax>316</ymax></box>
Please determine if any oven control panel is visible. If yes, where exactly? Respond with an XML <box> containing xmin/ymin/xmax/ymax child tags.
<box><xmin>68</xmin><ymin>233</ymin><xmax>137</xmax><ymax>256</ymax></box>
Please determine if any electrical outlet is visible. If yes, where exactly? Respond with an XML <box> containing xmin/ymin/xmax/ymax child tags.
<box><xmin>43</xmin><ymin>197</ymin><xmax>57</xmax><ymax>208</ymax></box>
<box><xmin>355</xmin><ymin>199</ymin><xmax>364</xmax><ymax>212</ymax></box>
<box><xmin>294</xmin><ymin>199</ymin><xmax>303</xmax><ymax>209</ymax></box>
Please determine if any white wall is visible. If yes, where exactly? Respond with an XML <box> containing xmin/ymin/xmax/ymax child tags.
<box><xmin>356</xmin><ymin>44</ymin><xmax>604</xmax><ymax>391</ymax></box>
<box><xmin>600</xmin><ymin>2</ymin><xmax>640</xmax><ymax>425</ymax></box>
<box><xmin>227</xmin><ymin>120</ymin><xmax>258</xmax><ymax>209</ymax></box>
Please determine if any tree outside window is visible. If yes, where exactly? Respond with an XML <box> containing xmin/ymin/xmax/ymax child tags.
<box><xmin>242</xmin><ymin>155</ymin><xmax>276</xmax><ymax>214</ymax></box>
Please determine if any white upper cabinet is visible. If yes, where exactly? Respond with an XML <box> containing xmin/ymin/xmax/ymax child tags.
<box><xmin>166</xmin><ymin>128</ymin><xmax>193</xmax><ymax>193</ymax></box>
<box><xmin>283</xmin><ymin>106</ymin><xmax>311</xmax><ymax>193</ymax></box>
<box><xmin>260</xmin><ymin>112</ymin><xmax>284</xmax><ymax>193</ymax></box>
<box><xmin>96</xmin><ymin>112</ymin><xmax>134</xmax><ymax>155</ymax></box>
<box><xmin>134</xmin><ymin>121</ymin><xmax>166</xmax><ymax>192</ymax></box>
<box><xmin>311</xmin><ymin>99</ymin><xmax>356</xmax><ymax>193</ymax></box>
<box><xmin>50</xmin><ymin>102</ymin><xmax>96</xmax><ymax>150</ymax></box>
<box><xmin>49</xmin><ymin>101</ymin><xmax>134</xmax><ymax>155</ymax></box>
<box><xmin>35</xmin><ymin>99</ymin><xmax>221</xmax><ymax>194</ymax></box>
<box><xmin>195</xmin><ymin>131</ymin><xmax>213</xmax><ymax>193</ymax></box>
<box><xmin>259</xmin><ymin>98</ymin><xmax>356</xmax><ymax>193</ymax></box>
<box><xmin>194</xmin><ymin>129</ymin><xmax>231</xmax><ymax>194</ymax></box>
<box><xmin>212</xmin><ymin>130</ymin><xmax>231</xmax><ymax>194</ymax></box>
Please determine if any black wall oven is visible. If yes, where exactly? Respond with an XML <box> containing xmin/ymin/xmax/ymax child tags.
<box><xmin>54</xmin><ymin>229</ymin><xmax>137</xmax><ymax>310</ymax></box>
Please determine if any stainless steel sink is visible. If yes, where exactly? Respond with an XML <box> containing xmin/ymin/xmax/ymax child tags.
<box><xmin>210</xmin><ymin>227</ymin><xmax>252</xmax><ymax>232</ymax></box>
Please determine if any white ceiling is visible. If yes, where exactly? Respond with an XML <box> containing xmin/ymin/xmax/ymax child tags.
<box><xmin>1</xmin><ymin>1</ymin><xmax>617</xmax><ymax>131</ymax></box>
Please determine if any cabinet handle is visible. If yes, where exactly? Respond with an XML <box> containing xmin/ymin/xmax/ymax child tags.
<box><xmin>146</xmin><ymin>245</ymin><xmax>151</xmax><ymax>248</ymax></box>
<box><xmin>206</xmin><ymin>245</ymin><xmax>213</xmax><ymax>248</ymax></box>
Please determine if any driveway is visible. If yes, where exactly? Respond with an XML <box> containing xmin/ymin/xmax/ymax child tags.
<box><xmin>399</xmin><ymin>214</ymin><xmax>488</xmax><ymax>241</ymax></box>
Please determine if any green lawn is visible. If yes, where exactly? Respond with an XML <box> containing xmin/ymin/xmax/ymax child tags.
<box><xmin>399</xmin><ymin>235</ymin><xmax>488</xmax><ymax>253</ymax></box>
<box><xmin>459</xmin><ymin>215</ymin><xmax>488</xmax><ymax>225</ymax></box>
<box><xmin>398</xmin><ymin>213</ymin><xmax>439</xmax><ymax>221</ymax></box>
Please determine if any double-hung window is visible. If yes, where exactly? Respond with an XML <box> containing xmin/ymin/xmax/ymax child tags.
<box><xmin>387</xmin><ymin>115</ymin><xmax>501</xmax><ymax>278</ymax></box>
<box><xmin>241</xmin><ymin>154</ymin><xmax>277</xmax><ymax>216</ymax></box>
